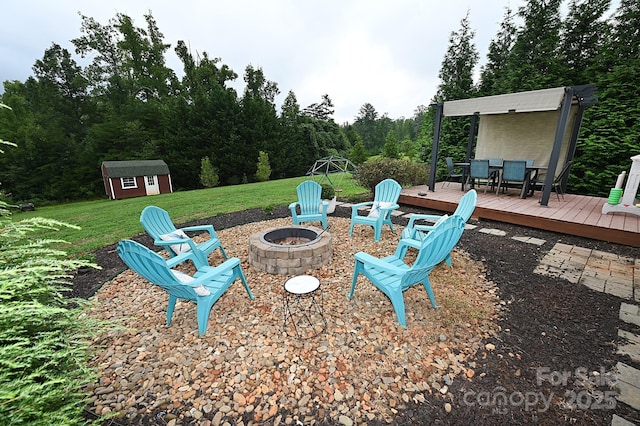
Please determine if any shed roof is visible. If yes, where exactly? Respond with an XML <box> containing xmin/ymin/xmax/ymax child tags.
<box><xmin>443</xmin><ymin>87</ymin><xmax>567</xmax><ymax>117</ymax></box>
<box><xmin>102</xmin><ymin>160</ymin><xmax>170</xmax><ymax>178</ymax></box>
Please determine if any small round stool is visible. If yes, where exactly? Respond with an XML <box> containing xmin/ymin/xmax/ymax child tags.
<box><xmin>283</xmin><ymin>275</ymin><xmax>326</xmax><ymax>338</ymax></box>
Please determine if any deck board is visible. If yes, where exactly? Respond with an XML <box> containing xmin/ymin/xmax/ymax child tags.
<box><xmin>399</xmin><ymin>184</ymin><xmax>640</xmax><ymax>247</ymax></box>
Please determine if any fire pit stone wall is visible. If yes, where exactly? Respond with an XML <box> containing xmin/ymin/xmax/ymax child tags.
<box><xmin>248</xmin><ymin>225</ymin><xmax>332</xmax><ymax>275</ymax></box>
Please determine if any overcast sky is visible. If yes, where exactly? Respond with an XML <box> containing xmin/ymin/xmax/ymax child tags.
<box><xmin>1</xmin><ymin>0</ymin><xmax>530</xmax><ymax>124</ymax></box>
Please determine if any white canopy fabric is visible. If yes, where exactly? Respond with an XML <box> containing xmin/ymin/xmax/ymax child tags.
<box><xmin>474</xmin><ymin>108</ymin><xmax>578</xmax><ymax>169</ymax></box>
<box><xmin>443</xmin><ymin>87</ymin><xmax>566</xmax><ymax>117</ymax></box>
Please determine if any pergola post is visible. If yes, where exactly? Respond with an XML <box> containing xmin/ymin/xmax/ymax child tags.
<box><xmin>466</xmin><ymin>112</ymin><xmax>479</xmax><ymax>162</ymax></box>
<box><xmin>428</xmin><ymin>103</ymin><xmax>444</xmax><ymax>191</ymax></box>
<box><xmin>540</xmin><ymin>87</ymin><xmax>575</xmax><ymax>206</ymax></box>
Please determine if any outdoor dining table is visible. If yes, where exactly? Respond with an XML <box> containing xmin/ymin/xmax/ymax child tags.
<box><xmin>455</xmin><ymin>161</ymin><xmax>547</xmax><ymax>198</ymax></box>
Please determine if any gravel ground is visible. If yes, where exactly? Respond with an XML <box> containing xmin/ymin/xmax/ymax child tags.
<box><xmin>74</xmin><ymin>204</ymin><xmax>640</xmax><ymax>425</ymax></box>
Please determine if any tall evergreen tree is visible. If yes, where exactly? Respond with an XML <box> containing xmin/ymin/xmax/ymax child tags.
<box><xmin>302</xmin><ymin>94</ymin><xmax>335</xmax><ymax>121</ymax></box>
<box><xmin>297</xmin><ymin>94</ymin><xmax>350</xmax><ymax>166</ymax></box>
<box><xmin>352</xmin><ymin>103</ymin><xmax>383</xmax><ymax>153</ymax></box>
<box><xmin>478</xmin><ymin>7</ymin><xmax>517</xmax><ymax>96</ymax></box>
<box><xmin>571</xmin><ymin>0</ymin><xmax>640</xmax><ymax>196</ymax></box>
<box><xmin>275</xmin><ymin>91</ymin><xmax>307</xmax><ymax>178</ymax></box>
<box><xmin>0</xmin><ymin>45</ymin><xmax>97</xmax><ymax>201</ymax></box>
<box><xmin>502</xmin><ymin>0</ymin><xmax>564</xmax><ymax>92</ymax></box>
<box><xmin>72</xmin><ymin>12</ymin><xmax>176</xmax><ymax>164</ymax></box>
<box><xmin>432</xmin><ymin>11</ymin><xmax>479</xmax><ymax>171</ymax></box>
<box><xmin>560</xmin><ymin>0</ymin><xmax>612</xmax><ymax>85</ymax></box>
<box><xmin>349</xmin><ymin>138</ymin><xmax>368</xmax><ymax>165</ymax></box>
<box><xmin>382</xmin><ymin>131</ymin><xmax>400</xmax><ymax>159</ymax></box>
<box><xmin>164</xmin><ymin>42</ymin><xmax>239</xmax><ymax>189</ymax></box>
<box><xmin>435</xmin><ymin>10</ymin><xmax>479</xmax><ymax>102</ymax></box>
<box><xmin>234</xmin><ymin>65</ymin><xmax>280</xmax><ymax>184</ymax></box>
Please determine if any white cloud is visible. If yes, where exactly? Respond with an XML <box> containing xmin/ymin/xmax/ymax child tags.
<box><xmin>1</xmin><ymin>0</ymin><xmax>542</xmax><ymax>124</ymax></box>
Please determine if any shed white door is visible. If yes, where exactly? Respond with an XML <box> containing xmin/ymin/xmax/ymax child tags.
<box><xmin>144</xmin><ymin>175</ymin><xmax>160</xmax><ymax>195</ymax></box>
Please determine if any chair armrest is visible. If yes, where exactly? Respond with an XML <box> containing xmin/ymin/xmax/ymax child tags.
<box><xmin>354</xmin><ymin>251</ymin><xmax>406</xmax><ymax>274</ymax></box>
<box><xmin>155</xmin><ymin>237</ymin><xmax>202</xmax><ymax>265</ymax></box>
<box><xmin>407</xmin><ymin>214</ymin><xmax>442</xmax><ymax>228</ymax></box>
<box><xmin>154</xmin><ymin>237</ymin><xmax>199</xmax><ymax>251</ymax></box>
<box><xmin>191</xmin><ymin>257</ymin><xmax>241</xmax><ymax>285</ymax></box>
<box><xmin>164</xmin><ymin>248</ymin><xmax>199</xmax><ymax>269</ymax></box>
<box><xmin>379</xmin><ymin>203</ymin><xmax>399</xmax><ymax>212</ymax></box>
<box><xmin>376</xmin><ymin>203</ymin><xmax>399</xmax><ymax>222</ymax></box>
<box><xmin>352</xmin><ymin>201</ymin><xmax>373</xmax><ymax>209</ymax></box>
<box><xmin>288</xmin><ymin>202</ymin><xmax>299</xmax><ymax>209</ymax></box>
<box><xmin>412</xmin><ymin>225</ymin><xmax>436</xmax><ymax>235</ymax></box>
<box><xmin>393</xmin><ymin>238</ymin><xmax>425</xmax><ymax>261</ymax></box>
<box><xmin>351</xmin><ymin>201</ymin><xmax>373</xmax><ymax>216</ymax></box>
<box><xmin>397</xmin><ymin>238</ymin><xmax>421</xmax><ymax>251</ymax></box>
<box><xmin>320</xmin><ymin>200</ymin><xmax>329</xmax><ymax>214</ymax></box>
<box><xmin>180</xmin><ymin>224</ymin><xmax>216</xmax><ymax>237</ymax></box>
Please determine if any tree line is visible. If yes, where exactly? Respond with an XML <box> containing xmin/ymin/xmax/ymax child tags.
<box><xmin>1</xmin><ymin>0</ymin><xmax>639</xmax><ymax>203</ymax></box>
<box><xmin>418</xmin><ymin>0</ymin><xmax>639</xmax><ymax>197</ymax></box>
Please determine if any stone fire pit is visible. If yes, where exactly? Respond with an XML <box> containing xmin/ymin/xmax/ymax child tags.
<box><xmin>248</xmin><ymin>225</ymin><xmax>332</xmax><ymax>275</ymax></box>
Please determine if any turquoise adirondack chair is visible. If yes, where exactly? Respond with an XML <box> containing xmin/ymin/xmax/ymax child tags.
<box><xmin>399</xmin><ymin>189</ymin><xmax>477</xmax><ymax>263</ymax></box>
<box><xmin>140</xmin><ymin>205</ymin><xmax>227</xmax><ymax>269</ymax></box>
<box><xmin>289</xmin><ymin>180</ymin><xmax>329</xmax><ymax>229</ymax></box>
<box><xmin>349</xmin><ymin>215</ymin><xmax>466</xmax><ymax>327</ymax></box>
<box><xmin>117</xmin><ymin>239</ymin><xmax>254</xmax><ymax>336</ymax></box>
<box><xmin>349</xmin><ymin>178</ymin><xmax>402</xmax><ymax>242</ymax></box>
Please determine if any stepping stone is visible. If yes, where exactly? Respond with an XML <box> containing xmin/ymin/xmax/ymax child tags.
<box><xmin>612</xmin><ymin>414</ymin><xmax>637</xmax><ymax>426</ymax></box>
<box><xmin>478</xmin><ymin>228</ymin><xmax>506</xmax><ymax>236</ymax></box>
<box><xmin>618</xmin><ymin>330</ymin><xmax>640</xmax><ymax>363</ymax></box>
<box><xmin>620</xmin><ymin>303</ymin><xmax>640</xmax><ymax>327</ymax></box>
<box><xmin>511</xmin><ymin>236</ymin><xmax>546</xmax><ymax>246</ymax></box>
<box><xmin>616</xmin><ymin>362</ymin><xmax>640</xmax><ymax>410</ymax></box>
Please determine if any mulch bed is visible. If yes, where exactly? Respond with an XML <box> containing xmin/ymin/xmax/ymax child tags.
<box><xmin>72</xmin><ymin>204</ymin><xmax>640</xmax><ymax>425</ymax></box>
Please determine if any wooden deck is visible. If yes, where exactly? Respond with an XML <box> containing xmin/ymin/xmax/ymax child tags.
<box><xmin>399</xmin><ymin>183</ymin><xmax>640</xmax><ymax>248</ymax></box>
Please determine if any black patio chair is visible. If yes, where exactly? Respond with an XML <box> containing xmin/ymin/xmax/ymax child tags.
<box><xmin>442</xmin><ymin>157</ymin><xmax>464</xmax><ymax>188</ymax></box>
<box><xmin>539</xmin><ymin>161</ymin><xmax>573</xmax><ymax>201</ymax></box>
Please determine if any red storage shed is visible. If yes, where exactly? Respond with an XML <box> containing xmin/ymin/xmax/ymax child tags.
<box><xmin>101</xmin><ymin>160</ymin><xmax>173</xmax><ymax>200</ymax></box>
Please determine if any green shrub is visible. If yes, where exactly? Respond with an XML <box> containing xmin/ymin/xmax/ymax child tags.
<box><xmin>262</xmin><ymin>203</ymin><xmax>275</xmax><ymax>214</ymax></box>
<box><xmin>200</xmin><ymin>156</ymin><xmax>220</xmax><ymax>188</ymax></box>
<box><xmin>0</xmin><ymin>202</ymin><xmax>104</xmax><ymax>424</ymax></box>
<box><xmin>349</xmin><ymin>140</ymin><xmax>368</xmax><ymax>165</ymax></box>
<box><xmin>320</xmin><ymin>184</ymin><xmax>335</xmax><ymax>200</ymax></box>
<box><xmin>256</xmin><ymin>151</ymin><xmax>271</xmax><ymax>182</ymax></box>
<box><xmin>353</xmin><ymin>157</ymin><xmax>430</xmax><ymax>193</ymax></box>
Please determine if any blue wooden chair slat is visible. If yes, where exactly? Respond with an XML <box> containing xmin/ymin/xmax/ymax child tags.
<box><xmin>117</xmin><ymin>239</ymin><xmax>254</xmax><ymax>336</ymax></box>
<box><xmin>349</xmin><ymin>178</ymin><xmax>402</xmax><ymax>242</ymax></box>
<box><xmin>349</xmin><ymin>215</ymin><xmax>466</xmax><ymax>327</ymax></box>
<box><xmin>289</xmin><ymin>180</ymin><xmax>329</xmax><ymax>229</ymax></box>
<box><xmin>140</xmin><ymin>206</ymin><xmax>227</xmax><ymax>269</ymax></box>
<box><xmin>399</xmin><ymin>189</ymin><xmax>477</xmax><ymax>264</ymax></box>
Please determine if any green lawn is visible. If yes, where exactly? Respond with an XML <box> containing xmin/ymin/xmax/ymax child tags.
<box><xmin>12</xmin><ymin>174</ymin><xmax>368</xmax><ymax>258</ymax></box>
